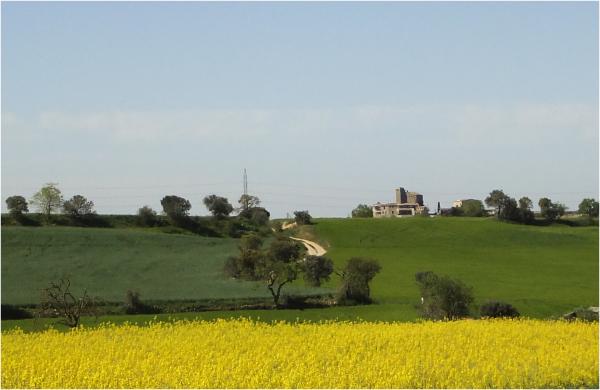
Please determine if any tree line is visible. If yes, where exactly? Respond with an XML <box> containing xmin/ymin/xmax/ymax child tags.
<box><xmin>350</xmin><ymin>189</ymin><xmax>598</xmax><ymax>223</ymax></box>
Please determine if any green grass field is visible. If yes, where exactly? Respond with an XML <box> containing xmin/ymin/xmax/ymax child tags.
<box><xmin>309</xmin><ymin>217</ymin><xmax>598</xmax><ymax>318</ymax></box>
<box><xmin>2</xmin><ymin>217</ymin><xmax>598</xmax><ymax>331</ymax></box>
<box><xmin>1</xmin><ymin>226</ymin><xmax>325</xmax><ymax>305</ymax></box>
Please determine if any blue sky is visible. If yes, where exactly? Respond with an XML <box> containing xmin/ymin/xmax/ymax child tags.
<box><xmin>2</xmin><ymin>2</ymin><xmax>598</xmax><ymax>217</ymax></box>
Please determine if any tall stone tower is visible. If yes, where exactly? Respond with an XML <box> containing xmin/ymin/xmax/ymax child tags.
<box><xmin>395</xmin><ymin>187</ymin><xmax>407</xmax><ymax>204</ymax></box>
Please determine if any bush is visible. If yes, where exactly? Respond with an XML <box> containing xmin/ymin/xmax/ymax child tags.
<box><xmin>337</xmin><ymin>257</ymin><xmax>381</xmax><ymax>304</ymax></box>
<box><xmin>124</xmin><ymin>291</ymin><xmax>161</xmax><ymax>315</ymax></box>
<box><xmin>351</xmin><ymin>204</ymin><xmax>373</xmax><ymax>218</ymax></box>
<box><xmin>294</xmin><ymin>210</ymin><xmax>312</xmax><ymax>225</ymax></box>
<box><xmin>563</xmin><ymin>307</ymin><xmax>599</xmax><ymax>322</ymax></box>
<box><xmin>239</xmin><ymin>207</ymin><xmax>270</xmax><ymax>226</ymax></box>
<box><xmin>415</xmin><ymin>271</ymin><xmax>474</xmax><ymax>320</ymax></box>
<box><xmin>480</xmin><ymin>301</ymin><xmax>520</xmax><ymax>318</ymax></box>
<box><xmin>137</xmin><ymin>206</ymin><xmax>158</xmax><ymax>227</ymax></box>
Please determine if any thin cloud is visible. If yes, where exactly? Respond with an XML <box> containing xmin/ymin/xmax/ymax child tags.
<box><xmin>4</xmin><ymin>103</ymin><xmax>597</xmax><ymax>146</ymax></box>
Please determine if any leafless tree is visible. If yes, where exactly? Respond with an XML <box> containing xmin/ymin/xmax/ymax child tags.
<box><xmin>38</xmin><ymin>278</ymin><xmax>99</xmax><ymax>328</ymax></box>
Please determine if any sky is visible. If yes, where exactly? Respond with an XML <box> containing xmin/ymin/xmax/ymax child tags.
<box><xmin>2</xmin><ymin>2</ymin><xmax>598</xmax><ymax>218</ymax></box>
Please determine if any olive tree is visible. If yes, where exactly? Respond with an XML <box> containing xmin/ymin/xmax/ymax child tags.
<box><xmin>203</xmin><ymin>195</ymin><xmax>234</xmax><ymax>218</ymax></box>
<box><xmin>224</xmin><ymin>235</ymin><xmax>332</xmax><ymax>308</ymax></box>
<box><xmin>161</xmin><ymin>195</ymin><xmax>191</xmax><ymax>225</ymax></box>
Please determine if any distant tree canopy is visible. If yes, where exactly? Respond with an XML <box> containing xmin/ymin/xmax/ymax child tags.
<box><xmin>484</xmin><ymin>189</ymin><xmax>507</xmax><ymax>215</ymax></box>
<box><xmin>517</xmin><ymin>197</ymin><xmax>534</xmax><ymax>224</ymax></box>
<box><xmin>578</xmin><ymin>198</ymin><xmax>599</xmax><ymax>218</ymax></box>
<box><xmin>161</xmin><ymin>195</ymin><xmax>191</xmax><ymax>222</ymax></box>
<box><xmin>294</xmin><ymin>210</ymin><xmax>312</xmax><ymax>225</ymax></box>
<box><xmin>518</xmin><ymin>197</ymin><xmax>533</xmax><ymax>211</ymax></box>
<box><xmin>538</xmin><ymin>197</ymin><xmax>566</xmax><ymax>222</ymax></box>
<box><xmin>30</xmin><ymin>183</ymin><xmax>63</xmax><ymax>223</ymax></box>
<box><xmin>351</xmin><ymin>204</ymin><xmax>373</xmax><ymax>218</ymax></box>
<box><xmin>484</xmin><ymin>190</ymin><xmax>533</xmax><ymax>224</ymax></box>
<box><xmin>5</xmin><ymin>196</ymin><xmax>28</xmax><ymax>215</ymax></box>
<box><xmin>63</xmin><ymin>195</ymin><xmax>95</xmax><ymax>218</ymax></box>
<box><xmin>337</xmin><ymin>257</ymin><xmax>381</xmax><ymax>304</ymax></box>
<box><xmin>204</xmin><ymin>195</ymin><xmax>234</xmax><ymax>218</ymax></box>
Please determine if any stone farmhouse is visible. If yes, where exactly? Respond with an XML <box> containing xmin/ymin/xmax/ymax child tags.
<box><xmin>372</xmin><ymin>187</ymin><xmax>427</xmax><ymax>217</ymax></box>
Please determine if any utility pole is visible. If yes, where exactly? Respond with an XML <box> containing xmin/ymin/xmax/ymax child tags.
<box><xmin>243</xmin><ymin>168</ymin><xmax>248</xmax><ymax>210</ymax></box>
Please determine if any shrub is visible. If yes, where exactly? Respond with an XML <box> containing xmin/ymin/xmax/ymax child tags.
<box><xmin>351</xmin><ymin>204</ymin><xmax>373</xmax><ymax>218</ymax></box>
<box><xmin>480</xmin><ymin>301</ymin><xmax>520</xmax><ymax>318</ymax></box>
<box><xmin>124</xmin><ymin>291</ymin><xmax>161</xmax><ymax>315</ymax></box>
<box><xmin>239</xmin><ymin>207</ymin><xmax>270</xmax><ymax>226</ymax></box>
<box><xmin>137</xmin><ymin>206</ymin><xmax>158</xmax><ymax>227</ymax></box>
<box><xmin>415</xmin><ymin>271</ymin><xmax>474</xmax><ymax>320</ymax></box>
<box><xmin>294</xmin><ymin>210</ymin><xmax>312</xmax><ymax>225</ymax></box>
<box><xmin>337</xmin><ymin>257</ymin><xmax>381</xmax><ymax>304</ymax></box>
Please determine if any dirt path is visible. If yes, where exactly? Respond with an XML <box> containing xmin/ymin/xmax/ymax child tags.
<box><xmin>289</xmin><ymin>237</ymin><xmax>327</xmax><ymax>256</ymax></box>
<box><xmin>280</xmin><ymin>221</ymin><xmax>327</xmax><ymax>256</ymax></box>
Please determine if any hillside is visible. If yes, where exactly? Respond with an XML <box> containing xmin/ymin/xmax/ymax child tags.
<box><xmin>308</xmin><ymin>217</ymin><xmax>598</xmax><ymax>318</ymax></box>
<box><xmin>1</xmin><ymin>227</ymin><xmax>325</xmax><ymax>305</ymax></box>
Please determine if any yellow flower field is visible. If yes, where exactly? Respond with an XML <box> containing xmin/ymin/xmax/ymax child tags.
<box><xmin>2</xmin><ymin>318</ymin><xmax>598</xmax><ymax>388</ymax></box>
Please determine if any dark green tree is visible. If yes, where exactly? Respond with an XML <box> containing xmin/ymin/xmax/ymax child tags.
<box><xmin>484</xmin><ymin>189</ymin><xmax>508</xmax><ymax>216</ymax></box>
<box><xmin>517</xmin><ymin>197</ymin><xmax>534</xmax><ymax>224</ymax></box>
<box><xmin>6</xmin><ymin>196</ymin><xmax>28</xmax><ymax>216</ymax></box>
<box><xmin>538</xmin><ymin>197</ymin><xmax>566</xmax><ymax>222</ymax></box>
<box><xmin>337</xmin><ymin>257</ymin><xmax>381</xmax><ymax>304</ymax></box>
<box><xmin>203</xmin><ymin>195</ymin><xmax>234</xmax><ymax>218</ymax></box>
<box><xmin>301</xmin><ymin>255</ymin><xmax>334</xmax><ymax>287</ymax></box>
<box><xmin>415</xmin><ymin>271</ymin><xmax>474</xmax><ymax>320</ymax></box>
<box><xmin>160</xmin><ymin>195</ymin><xmax>191</xmax><ymax>223</ymax></box>
<box><xmin>294</xmin><ymin>210</ymin><xmax>312</xmax><ymax>225</ymax></box>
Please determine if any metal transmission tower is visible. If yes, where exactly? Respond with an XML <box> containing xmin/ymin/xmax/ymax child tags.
<box><xmin>242</xmin><ymin>169</ymin><xmax>248</xmax><ymax>210</ymax></box>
